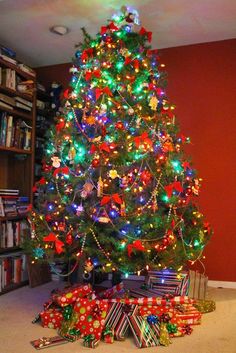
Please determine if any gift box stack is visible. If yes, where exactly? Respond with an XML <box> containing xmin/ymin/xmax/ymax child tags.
<box><xmin>32</xmin><ymin>275</ymin><xmax>204</xmax><ymax>350</ymax></box>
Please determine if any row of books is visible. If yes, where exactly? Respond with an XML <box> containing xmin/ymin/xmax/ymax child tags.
<box><xmin>0</xmin><ymin>254</ymin><xmax>28</xmax><ymax>292</ymax></box>
<box><xmin>0</xmin><ymin>67</ymin><xmax>16</xmax><ymax>90</ymax></box>
<box><xmin>0</xmin><ymin>195</ymin><xmax>30</xmax><ymax>217</ymax></box>
<box><xmin>0</xmin><ymin>112</ymin><xmax>32</xmax><ymax>150</ymax></box>
<box><xmin>0</xmin><ymin>92</ymin><xmax>33</xmax><ymax>112</ymax></box>
<box><xmin>0</xmin><ymin>219</ymin><xmax>29</xmax><ymax>248</ymax></box>
<box><xmin>0</xmin><ymin>52</ymin><xmax>36</xmax><ymax>77</ymax></box>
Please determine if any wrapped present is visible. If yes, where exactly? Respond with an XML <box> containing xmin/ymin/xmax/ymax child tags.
<box><xmin>115</xmin><ymin>304</ymin><xmax>138</xmax><ymax>341</ymax></box>
<box><xmin>127</xmin><ymin>314</ymin><xmax>160</xmax><ymax>348</ymax></box>
<box><xmin>52</xmin><ymin>284</ymin><xmax>93</xmax><ymax>307</ymax></box>
<box><xmin>98</xmin><ymin>282</ymin><xmax>124</xmax><ymax>299</ymax></box>
<box><xmin>102</xmin><ymin>325</ymin><xmax>114</xmax><ymax>343</ymax></box>
<box><xmin>147</xmin><ymin>270</ymin><xmax>190</xmax><ymax>296</ymax></box>
<box><xmin>108</xmin><ymin>295</ymin><xmax>194</xmax><ymax>306</ymax></box>
<box><xmin>31</xmin><ymin>335</ymin><xmax>69</xmax><ymax>350</ymax></box>
<box><xmin>176</xmin><ymin>304</ymin><xmax>201</xmax><ymax>325</ymax></box>
<box><xmin>104</xmin><ymin>302</ymin><xmax>125</xmax><ymax>330</ymax></box>
<box><xmin>40</xmin><ymin>308</ymin><xmax>63</xmax><ymax>329</ymax></box>
<box><xmin>188</xmin><ymin>270</ymin><xmax>208</xmax><ymax>300</ymax></box>
<box><xmin>74</xmin><ymin>298</ymin><xmax>108</xmax><ymax>341</ymax></box>
<box><xmin>83</xmin><ymin>334</ymin><xmax>99</xmax><ymax>348</ymax></box>
<box><xmin>59</xmin><ymin>308</ymin><xmax>80</xmax><ymax>341</ymax></box>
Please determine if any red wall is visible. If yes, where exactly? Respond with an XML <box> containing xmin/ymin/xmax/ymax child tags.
<box><xmin>36</xmin><ymin>39</ymin><xmax>236</xmax><ymax>281</ymax></box>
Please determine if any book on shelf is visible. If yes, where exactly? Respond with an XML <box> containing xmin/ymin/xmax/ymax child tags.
<box><xmin>0</xmin><ymin>93</ymin><xmax>15</xmax><ymax>107</ymax></box>
<box><xmin>0</xmin><ymin>53</ymin><xmax>18</xmax><ymax>65</ymax></box>
<box><xmin>1</xmin><ymin>68</ymin><xmax>16</xmax><ymax>90</ymax></box>
<box><xmin>15</xmin><ymin>96</ymin><xmax>33</xmax><ymax>108</ymax></box>
<box><xmin>0</xmin><ymin>189</ymin><xmax>19</xmax><ymax>195</ymax></box>
<box><xmin>18</xmin><ymin>63</ymin><xmax>36</xmax><ymax>77</ymax></box>
<box><xmin>0</xmin><ymin>218</ymin><xmax>29</xmax><ymax>248</ymax></box>
<box><xmin>15</xmin><ymin>101</ymin><xmax>32</xmax><ymax>112</ymax></box>
<box><xmin>0</xmin><ymin>113</ymin><xmax>32</xmax><ymax>150</ymax></box>
<box><xmin>0</xmin><ymin>100</ymin><xmax>13</xmax><ymax>110</ymax></box>
<box><xmin>36</xmin><ymin>99</ymin><xmax>46</xmax><ymax>110</ymax></box>
<box><xmin>0</xmin><ymin>194</ymin><xmax>29</xmax><ymax>217</ymax></box>
<box><xmin>0</xmin><ymin>254</ymin><xmax>28</xmax><ymax>292</ymax></box>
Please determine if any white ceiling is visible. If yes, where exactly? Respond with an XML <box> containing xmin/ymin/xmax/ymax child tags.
<box><xmin>0</xmin><ymin>0</ymin><xmax>235</xmax><ymax>67</ymax></box>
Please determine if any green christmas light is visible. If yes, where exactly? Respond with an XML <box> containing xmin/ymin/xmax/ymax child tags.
<box><xmin>171</xmin><ymin>160</ymin><xmax>183</xmax><ymax>173</ymax></box>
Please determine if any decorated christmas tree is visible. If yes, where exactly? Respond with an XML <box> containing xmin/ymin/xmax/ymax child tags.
<box><xmin>27</xmin><ymin>6</ymin><xmax>212</xmax><ymax>279</ymax></box>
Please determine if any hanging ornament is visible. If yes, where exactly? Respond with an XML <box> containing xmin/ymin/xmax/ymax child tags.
<box><xmin>58</xmin><ymin>222</ymin><xmax>66</xmax><ymax>231</ymax></box>
<box><xmin>162</xmin><ymin>136</ymin><xmax>174</xmax><ymax>152</ymax></box>
<box><xmin>140</xmin><ymin>170</ymin><xmax>152</xmax><ymax>185</ymax></box>
<box><xmin>98</xmin><ymin>216</ymin><xmax>110</xmax><ymax>223</ymax></box>
<box><xmin>68</xmin><ymin>147</ymin><xmax>76</xmax><ymax>162</ymax></box>
<box><xmin>128</xmin><ymin>107</ymin><xmax>135</xmax><ymax>115</ymax></box>
<box><xmin>149</xmin><ymin>96</ymin><xmax>158</xmax><ymax>110</ymax></box>
<box><xmin>83</xmin><ymin>181</ymin><xmax>94</xmax><ymax>194</ymax></box>
<box><xmin>192</xmin><ymin>179</ymin><xmax>200</xmax><ymax>195</ymax></box>
<box><xmin>136</xmin><ymin>116</ymin><xmax>141</xmax><ymax>128</ymax></box>
<box><xmin>115</xmin><ymin>121</ymin><xmax>125</xmax><ymax>130</ymax></box>
<box><xmin>66</xmin><ymin>231</ymin><xmax>73</xmax><ymax>245</ymax></box>
<box><xmin>86</xmin><ymin>116</ymin><xmax>96</xmax><ymax>125</ymax></box>
<box><xmin>97</xmin><ymin>176</ymin><xmax>104</xmax><ymax>197</ymax></box>
<box><xmin>76</xmin><ymin>203</ymin><xmax>84</xmax><ymax>216</ymax></box>
<box><xmin>120</xmin><ymin>201</ymin><xmax>126</xmax><ymax>216</ymax></box>
<box><xmin>51</xmin><ymin>156</ymin><xmax>61</xmax><ymax>168</ymax></box>
<box><xmin>108</xmin><ymin>169</ymin><xmax>119</xmax><ymax>179</ymax></box>
<box><xmin>92</xmin><ymin>158</ymin><xmax>100</xmax><ymax>168</ymax></box>
<box><xmin>84</xmin><ymin>258</ymin><xmax>94</xmax><ymax>273</ymax></box>
<box><xmin>120</xmin><ymin>176</ymin><xmax>129</xmax><ymax>189</ymax></box>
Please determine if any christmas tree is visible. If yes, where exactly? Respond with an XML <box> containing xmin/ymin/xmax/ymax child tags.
<box><xmin>28</xmin><ymin>7</ymin><xmax>212</xmax><ymax>278</ymax></box>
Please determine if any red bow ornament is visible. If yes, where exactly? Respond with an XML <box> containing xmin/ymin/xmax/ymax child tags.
<box><xmin>134</xmin><ymin>132</ymin><xmax>153</xmax><ymax>149</ymax></box>
<box><xmin>139</xmin><ymin>27</ymin><xmax>152</xmax><ymax>42</ymax></box>
<box><xmin>124</xmin><ymin>57</ymin><xmax>139</xmax><ymax>71</ymax></box>
<box><xmin>164</xmin><ymin>181</ymin><xmax>183</xmax><ymax>198</ymax></box>
<box><xmin>101</xmin><ymin>193</ymin><xmax>122</xmax><ymax>206</ymax></box>
<box><xmin>81</xmin><ymin>48</ymin><xmax>94</xmax><ymax>62</ymax></box>
<box><xmin>53</xmin><ymin>166</ymin><xmax>70</xmax><ymax>177</ymax></box>
<box><xmin>101</xmin><ymin>22</ymin><xmax>119</xmax><ymax>35</ymax></box>
<box><xmin>127</xmin><ymin>240</ymin><xmax>145</xmax><ymax>257</ymax></box>
<box><xmin>95</xmin><ymin>86</ymin><xmax>113</xmax><ymax>100</ymax></box>
<box><xmin>43</xmin><ymin>232</ymin><xmax>64</xmax><ymax>254</ymax></box>
<box><xmin>85</xmin><ymin>69</ymin><xmax>101</xmax><ymax>81</ymax></box>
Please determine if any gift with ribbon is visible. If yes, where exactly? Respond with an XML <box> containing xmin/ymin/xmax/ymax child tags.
<box><xmin>83</xmin><ymin>334</ymin><xmax>99</xmax><ymax>348</ymax></box>
<box><xmin>40</xmin><ymin>308</ymin><xmax>63</xmax><ymax>329</ymax></box>
<box><xmin>74</xmin><ymin>298</ymin><xmax>109</xmax><ymax>341</ymax></box>
<box><xmin>127</xmin><ymin>314</ymin><xmax>159</xmax><ymax>348</ymax></box>
<box><xmin>52</xmin><ymin>283</ymin><xmax>93</xmax><ymax>307</ymax></box>
<box><xmin>31</xmin><ymin>335</ymin><xmax>69</xmax><ymax>350</ymax></box>
<box><xmin>102</xmin><ymin>325</ymin><xmax>114</xmax><ymax>343</ymax></box>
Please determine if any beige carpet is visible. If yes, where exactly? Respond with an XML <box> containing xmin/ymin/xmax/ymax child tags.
<box><xmin>0</xmin><ymin>282</ymin><xmax>236</xmax><ymax>353</ymax></box>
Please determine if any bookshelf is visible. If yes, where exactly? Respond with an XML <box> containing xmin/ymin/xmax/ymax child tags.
<box><xmin>0</xmin><ymin>55</ymin><xmax>36</xmax><ymax>294</ymax></box>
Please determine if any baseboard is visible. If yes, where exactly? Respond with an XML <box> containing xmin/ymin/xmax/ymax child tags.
<box><xmin>208</xmin><ymin>280</ymin><xmax>236</xmax><ymax>289</ymax></box>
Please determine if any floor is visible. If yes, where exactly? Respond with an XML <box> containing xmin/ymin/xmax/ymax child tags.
<box><xmin>0</xmin><ymin>281</ymin><xmax>236</xmax><ymax>353</ymax></box>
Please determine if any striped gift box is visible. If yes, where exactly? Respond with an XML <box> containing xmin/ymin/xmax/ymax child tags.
<box><xmin>147</xmin><ymin>271</ymin><xmax>190</xmax><ymax>296</ymax></box>
<box><xmin>114</xmin><ymin>304</ymin><xmax>138</xmax><ymax>341</ymax></box>
<box><xmin>115</xmin><ymin>294</ymin><xmax>194</xmax><ymax>306</ymax></box>
<box><xmin>127</xmin><ymin>314</ymin><xmax>160</xmax><ymax>348</ymax></box>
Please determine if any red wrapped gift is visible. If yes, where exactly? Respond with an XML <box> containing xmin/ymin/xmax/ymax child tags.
<box><xmin>40</xmin><ymin>308</ymin><xmax>63</xmax><ymax>329</ymax></box>
<box><xmin>139</xmin><ymin>305</ymin><xmax>176</xmax><ymax>318</ymax></box>
<box><xmin>176</xmin><ymin>304</ymin><xmax>201</xmax><ymax>325</ymax></box>
<box><xmin>52</xmin><ymin>284</ymin><xmax>93</xmax><ymax>307</ymax></box>
<box><xmin>74</xmin><ymin>298</ymin><xmax>109</xmax><ymax>341</ymax></box>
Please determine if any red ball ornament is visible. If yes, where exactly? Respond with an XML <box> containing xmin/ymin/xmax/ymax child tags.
<box><xmin>92</xmin><ymin>158</ymin><xmax>100</xmax><ymax>168</ymax></box>
<box><xmin>140</xmin><ymin>170</ymin><xmax>152</xmax><ymax>185</ymax></box>
<box><xmin>115</xmin><ymin>121</ymin><xmax>125</xmax><ymax>130</ymax></box>
<box><xmin>66</xmin><ymin>232</ymin><xmax>73</xmax><ymax>245</ymax></box>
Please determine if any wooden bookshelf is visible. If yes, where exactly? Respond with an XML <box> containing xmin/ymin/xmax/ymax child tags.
<box><xmin>0</xmin><ymin>55</ymin><xmax>36</xmax><ymax>295</ymax></box>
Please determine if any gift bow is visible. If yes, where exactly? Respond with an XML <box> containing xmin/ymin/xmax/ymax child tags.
<box><xmin>134</xmin><ymin>132</ymin><xmax>153</xmax><ymax>148</ymax></box>
<box><xmin>147</xmin><ymin>49</ymin><xmax>159</xmax><ymax>57</ymax></box>
<box><xmin>127</xmin><ymin>240</ymin><xmax>145</xmax><ymax>257</ymax></box>
<box><xmin>164</xmin><ymin>181</ymin><xmax>183</xmax><ymax>198</ymax></box>
<box><xmin>139</xmin><ymin>27</ymin><xmax>152</xmax><ymax>42</ymax></box>
<box><xmin>85</xmin><ymin>69</ymin><xmax>101</xmax><ymax>81</ymax></box>
<box><xmin>95</xmin><ymin>86</ymin><xmax>113</xmax><ymax>100</ymax></box>
<box><xmin>148</xmin><ymin>83</ymin><xmax>163</xmax><ymax>95</ymax></box>
<box><xmin>84</xmin><ymin>334</ymin><xmax>95</xmax><ymax>343</ymax></box>
<box><xmin>90</xmin><ymin>142</ymin><xmax>116</xmax><ymax>154</ymax></box>
<box><xmin>101</xmin><ymin>22</ymin><xmax>119</xmax><ymax>35</ymax></box>
<box><xmin>92</xmin><ymin>304</ymin><xmax>102</xmax><ymax>319</ymax></box>
<box><xmin>101</xmin><ymin>193</ymin><xmax>122</xmax><ymax>206</ymax></box>
<box><xmin>53</xmin><ymin>166</ymin><xmax>70</xmax><ymax>177</ymax></box>
<box><xmin>43</xmin><ymin>232</ymin><xmax>64</xmax><ymax>254</ymax></box>
<box><xmin>81</xmin><ymin>48</ymin><xmax>94</xmax><ymax>62</ymax></box>
<box><xmin>124</xmin><ymin>57</ymin><xmax>139</xmax><ymax>70</ymax></box>
<box><xmin>103</xmin><ymin>325</ymin><xmax>113</xmax><ymax>337</ymax></box>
